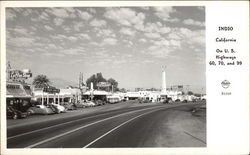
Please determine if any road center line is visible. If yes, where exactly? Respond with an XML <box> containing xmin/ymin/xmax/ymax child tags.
<box><xmin>83</xmin><ymin>109</ymin><xmax>159</xmax><ymax>148</ymax></box>
<box><xmin>8</xmin><ymin>106</ymin><xmax>162</xmax><ymax>140</ymax></box>
<box><xmin>24</xmin><ymin>106</ymin><xmax>165</xmax><ymax>148</ymax></box>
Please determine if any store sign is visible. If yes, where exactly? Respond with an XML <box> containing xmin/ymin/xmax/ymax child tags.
<box><xmin>96</xmin><ymin>82</ymin><xmax>111</xmax><ymax>87</ymax></box>
<box><xmin>177</xmin><ymin>85</ymin><xmax>183</xmax><ymax>89</ymax></box>
<box><xmin>43</xmin><ymin>86</ymin><xmax>60</xmax><ymax>94</ymax></box>
<box><xmin>9</xmin><ymin>69</ymin><xmax>32</xmax><ymax>79</ymax></box>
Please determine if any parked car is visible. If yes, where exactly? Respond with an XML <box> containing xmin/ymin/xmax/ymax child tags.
<box><xmin>27</xmin><ymin>104</ymin><xmax>56</xmax><ymax>115</ymax></box>
<box><xmin>75</xmin><ymin>100</ymin><xmax>86</xmax><ymax>108</ymax></box>
<box><xmin>182</xmin><ymin>99</ymin><xmax>188</xmax><ymax>103</ymax></box>
<box><xmin>84</xmin><ymin>101</ymin><xmax>96</xmax><ymax>107</ymax></box>
<box><xmin>139</xmin><ymin>99</ymin><xmax>150</xmax><ymax>104</ymax></box>
<box><xmin>51</xmin><ymin>103</ymin><xmax>67</xmax><ymax>113</ymax></box>
<box><xmin>94</xmin><ymin>100</ymin><xmax>106</xmax><ymax>106</ymax></box>
<box><xmin>61</xmin><ymin>102</ymin><xmax>77</xmax><ymax>110</ymax></box>
<box><xmin>7</xmin><ymin>106</ymin><xmax>28</xmax><ymax>119</ymax></box>
<box><xmin>175</xmin><ymin>99</ymin><xmax>181</xmax><ymax>102</ymax></box>
<box><xmin>76</xmin><ymin>100</ymin><xmax>96</xmax><ymax>108</ymax></box>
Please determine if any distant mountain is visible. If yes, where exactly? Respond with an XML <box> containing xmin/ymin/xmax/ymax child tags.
<box><xmin>50</xmin><ymin>78</ymin><xmax>78</xmax><ymax>89</ymax></box>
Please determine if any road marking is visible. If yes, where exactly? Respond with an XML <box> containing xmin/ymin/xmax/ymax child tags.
<box><xmin>183</xmin><ymin>131</ymin><xmax>206</xmax><ymax>144</ymax></box>
<box><xmin>83</xmin><ymin>109</ymin><xmax>158</xmax><ymax>148</ymax></box>
<box><xmin>8</xmin><ymin>106</ymin><xmax>163</xmax><ymax>140</ymax></box>
<box><xmin>24</xmin><ymin>106</ymin><xmax>165</xmax><ymax>148</ymax></box>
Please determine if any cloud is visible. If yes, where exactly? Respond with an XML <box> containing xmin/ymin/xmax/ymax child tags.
<box><xmin>90</xmin><ymin>42</ymin><xmax>100</xmax><ymax>46</ymax></box>
<box><xmin>7</xmin><ymin>37</ymin><xmax>35</xmax><ymax>48</ymax></box>
<box><xmin>54</xmin><ymin>18</ymin><xmax>64</xmax><ymax>26</ymax></box>
<box><xmin>142</xmin><ymin>60</ymin><xmax>154</xmax><ymax>64</ymax></box>
<box><xmin>47</xmin><ymin>43</ymin><xmax>60</xmax><ymax>49</ymax></box>
<box><xmin>44</xmin><ymin>25</ymin><xmax>53</xmax><ymax>31</ymax></box>
<box><xmin>42</xmin><ymin>52</ymin><xmax>65</xmax><ymax>57</ymax></box>
<box><xmin>90</xmin><ymin>19</ymin><xmax>107</xmax><ymax>27</ymax></box>
<box><xmin>119</xmin><ymin>27</ymin><xmax>136</xmax><ymax>37</ymax></box>
<box><xmin>146</xmin><ymin>37</ymin><xmax>182</xmax><ymax>58</ymax></box>
<box><xmin>68</xmin><ymin>36</ymin><xmax>78</xmax><ymax>42</ymax></box>
<box><xmin>183</xmin><ymin>19</ymin><xmax>205</xmax><ymax>27</ymax></box>
<box><xmin>144</xmin><ymin>22</ymin><xmax>171</xmax><ymax>34</ymax></box>
<box><xmin>50</xmin><ymin>34</ymin><xmax>67</xmax><ymax>40</ymax></box>
<box><xmin>46</xmin><ymin>8</ymin><xmax>70</xmax><ymax>18</ymax></box>
<box><xmin>170</xmin><ymin>39</ymin><xmax>181</xmax><ymax>47</ymax></box>
<box><xmin>154</xmin><ymin>7</ymin><xmax>179</xmax><ymax>22</ymax></box>
<box><xmin>102</xmin><ymin>38</ymin><xmax>117</xmax><ymax>45</ymax></box>
<box><xmin>151</xmin><ymin>39</ymin><xmax>181</xmax><ymax>49</ymax></box>
<box><xmin>148</xmin><ymin>47</ymin><xmax>172</xmax><ymax>58</ymax></box>
<box><xmin>62</xmin><ymin>26</ymin><xmax>71</xmax><ymax>32</ymax></box>
<box><xmin>23</xmin><ymin>8</ymin><xmax>33</xmax><ymax>16</ymax></box>
<box><xmin>139</xmin><ymin>38</ymin><xmax>147</xmax><ymax>43</ymax></box>
<box><xmin>77</xmin><ymin>10</ymin><xmax>92</xmax><ymax>20</ymax></box>
<box><xmin>73</xmin><ymin>21</ymin><xmax>84</xmax><ymax>31</ymax></box>
<box><xmin>113</xmin><ymin>59</ymin><xmax>127</xmax><ymax>65</ymax></box>
<box><xmin>6</xmin><ymin>9</ymin><xmax>16</xmax><ymax>20</ymax></box>
<box><xmin>60</xmin><ymin>48</ymin><xmax>83</xmax><ymax>55</ymax></box>
<box><xmin>122</xmin><ymin>39</ymin><xmax>134</xmax><ymax>47</ymax></box>
<box><xmin>7</xmin><ymin>27</ymin><xmax>35</xmax><ymax>38</ymax></box>
<box><xmin>11</xmin><ymin>27</ymin><xmax>28</xmax><ymax>35</ymax></box>
<box><xmin>65</xmin><ymin>8</ymin><xmax>75</xmax><ymax>13</ymax></box>
<box><xmin>168</xmin><ymin>32</ymin><xmax>182</xmax><ymax>40</ymax></box>
<box><xmin>78</xmin><ymin>33</ymin><xmax>91</xmax><ymax>40</ymax></box>
<box><xmin>167</xmin><ymin>28</ymin><xmax>205</xmax><ymax>47</ymax></box>
<box><xmin>179</xmin><ymin>28</ymin><xmax>205</xmax><ymax>46</ymax></box>
<box><xmin>153</xmin><ymin>39</ymin><xmax>170</xmax><ymax>47</ymax></box>
<box><xmin>141</xmin><ymin>7</ymin><xmax>150</xmax><ymax>10</ymax></box>
<box><xmin>144</xmin><ymin>32</ymin><xmax>161</xmax><ymax>39</ymax></box>
<box><xmin>97</xmin><ymin>29</ymin><xmax>116</xmax><ymax>37</ymax></box>
<box><xmin>197</xmin><ymin>6</ymin><xmax>205</xmax><ymax>11</ymax></box>
<box><xmin>104</xmin><ymin>8</ymin><xmax>145</xmax><ymax>29</ymax></box>
<box><xmin>31</xmin><ymin>12</ymin><xmax>50</xmax><ymax>22</ymax></box>
<box><xmin>45</xmin><ymin>47</ymin><xmax>86</xmax><ymax>57</ymax></box>
<box><xmin>87</xmin><ymin>8</ymin><xmax>96</xmax><ymax>14</ymax></box>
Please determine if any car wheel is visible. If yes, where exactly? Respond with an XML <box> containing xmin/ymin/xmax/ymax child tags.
<box><xmin>13</xmin><ymin>114</ymin><xmax>18</xmax><ymax>120</ymax></box>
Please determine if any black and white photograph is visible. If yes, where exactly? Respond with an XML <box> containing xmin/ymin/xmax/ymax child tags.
<box><xmin>5</xmin><ymin>6</ymin><xmax>206</xmax><ymax>148</ymax></box>
<box><xmin>1</xmin><ymin>1</ymin><xmax>249</xmax><ymax>155</ymax></box>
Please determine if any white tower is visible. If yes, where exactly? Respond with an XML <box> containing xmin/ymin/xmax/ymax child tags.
<box><xmin>161</xmin><ymin>66</ymin><xmax>167</xmax><ymax>94</ymax></box>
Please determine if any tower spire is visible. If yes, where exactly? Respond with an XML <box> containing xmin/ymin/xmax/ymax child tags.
<box><xmin>161</xmin><ymin>66</ymin><xmax>167</xmax><ymax>94</ymax></box>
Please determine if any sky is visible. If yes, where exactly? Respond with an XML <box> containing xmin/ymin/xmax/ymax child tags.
<box><xmin>6</xmin><ymin>6</ymin><xmax>205</xmax><ymax>93</ymax></box>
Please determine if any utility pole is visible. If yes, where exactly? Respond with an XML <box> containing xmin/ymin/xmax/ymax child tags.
<box><xmin>186</xmin><ymin>85</ymin><xmax>190</xmax><ymax>94</ymax></box>
<box><xmin>6</xmin><ymin>61</ymin><xmax>12</xmax><ymax>82</ymax></box>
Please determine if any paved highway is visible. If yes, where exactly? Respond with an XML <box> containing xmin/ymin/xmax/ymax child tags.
<box><xmin>7</xmin><ymin>102</ymin><xmax>206</xmax><ymax>148</ymax></box>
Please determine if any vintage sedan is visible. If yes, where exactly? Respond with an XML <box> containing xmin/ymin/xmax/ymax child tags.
<box><xmin>61</xmin><ymin>102</ymin><xmax>77</xmax><ymax>110</ymax></box>
<box><xmin>84</xmin><ymin>101</ymin><xmax>96</xmax><ymax>107</ymax></box>
<box><xmin>27</xmin><ymin>104</ymin><xmax>56</xmax><ymax>115</ymax></box>
<box><xmin>7</xmin><ymin>106</ymin><xmax>28</xmax><ymax>119</ymax></box>
<box><xmin>75</xmin><ymin>100</ymin><xmax>96</xmax><ymax>108</ymax></box>
<box><xmin>51</xmin><ymin>103</ymin><xmax>67</xmax><ymax>113</ymax></box>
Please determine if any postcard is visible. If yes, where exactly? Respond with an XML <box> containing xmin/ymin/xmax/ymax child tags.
<box><xmin>1</xmin><ymin>1</ymin><xmax>249</xmax><ymax>155</ymax></box>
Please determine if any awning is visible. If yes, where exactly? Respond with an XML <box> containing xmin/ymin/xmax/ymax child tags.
<box><xmin>6</xmin><ymin>85</ymin><xmax>32</xmax><ymax>98</ymax></box>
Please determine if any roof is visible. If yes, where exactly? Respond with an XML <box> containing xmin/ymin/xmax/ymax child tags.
<box><xmin>83</xmin><ymin>90</ymin><xmax>111</xmax><ymax>95</ymax></box>
<box><xmin>6</xmin><ymin>82</ymin><xmax>32</xmax><ymax>98</ymax></box>
<box><xmin>33</xmin><ymin>88</ymin><xmax>81</xmax><ymax>98</ymax></box>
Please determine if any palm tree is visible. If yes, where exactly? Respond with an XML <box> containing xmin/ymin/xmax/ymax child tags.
<box><xmin>32</xmin><ymin>74</ymin><xmax>51</xmax><ymax>88</ymax></box>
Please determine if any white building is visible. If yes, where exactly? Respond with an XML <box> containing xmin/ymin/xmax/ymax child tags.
<box><xmin>125</xmin><ymin>91</ymin><xmax>141</xmax><ymax>100</ymax></box>
<box><xmin>32</xmin><ymin>87</ymin><xmax>81</xmax><ymax>105</ymax></box>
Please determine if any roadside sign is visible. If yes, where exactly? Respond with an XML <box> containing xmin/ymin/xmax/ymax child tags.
<box><xmin>43</xmin><ymin>86</ymin><xmax>60</xmax><ymax>94</ymax></box>
<box><xmin>96</xmin><ymin>82</ymin><xmax>111</xmax><ymax>87</ymax></box>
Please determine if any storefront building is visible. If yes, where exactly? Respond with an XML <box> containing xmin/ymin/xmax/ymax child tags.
<box><xmin>6</xmin><ymin>82</ymin><xmax>32</xmax><ymax>112</ymax></box>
